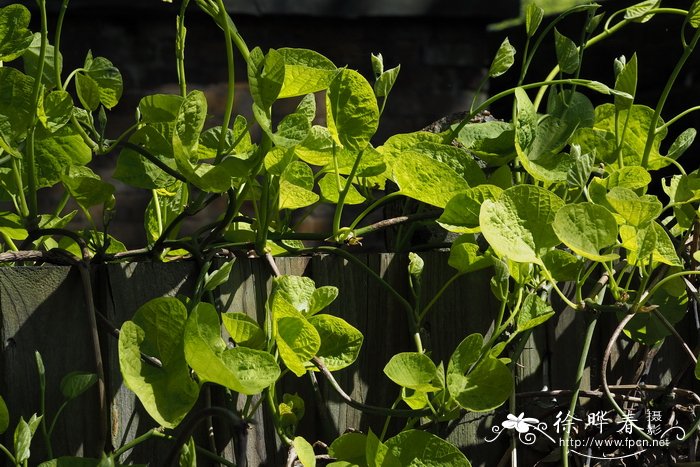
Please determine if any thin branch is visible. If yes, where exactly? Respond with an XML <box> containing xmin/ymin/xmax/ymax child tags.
<box><xmin>0</xmin><ymin>250</ymin><xmax>78</xmax><ymax>265</ymax></box>
<box><xmin>77</xmin><ymin>262</ymin><xmax>107</xmax><ymax>454</ymax></box>
<box><xmin>310</xmin><ymin>357</ymin><xmax>430</xmax><ymax>418</ymax></box>
<box><xmin>354</xmin><ymin>210</ymin><xmax>442</xmax><ymax>237</ymax></box>
<box><xmin>119</xmin><ymin>141</ymin><xmax>189</xmax><ymax>184</ymax></box>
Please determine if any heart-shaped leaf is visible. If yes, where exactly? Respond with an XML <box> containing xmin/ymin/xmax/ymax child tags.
<box><xmin>118</xmin><ymin>298</ymin><xmax>199</xmax><ymax>428</ymax></box>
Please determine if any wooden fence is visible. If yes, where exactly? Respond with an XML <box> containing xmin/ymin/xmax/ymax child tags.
<box><xmin>0</xmin><ymin>252</ymin><xmax>695</xmax><ymax>466</ymax></box>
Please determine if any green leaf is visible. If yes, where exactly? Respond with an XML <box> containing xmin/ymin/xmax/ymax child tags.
<box><xmin>0</xmin><ymin>67</ymin><xmax>34</xmax><ymax>142</ymax></box>
<box><xmin>293</xmin><ymin>437</ymin><xmax>317</xmax><ymax>467</ymax></box>
<box><xmin>272</xmin><ymin>275</ymin><xmax>339</xmax><ymax>315</ymax></box>
<box><xmin>546</xmin><ymin>89</ymin><xmax>595</xmax><ymax>131</ymax></box>
<box><xmin>480</xmin><ymin>185</ymin><xmax>564</xmax><ymax>264</ymax></box>
<box><xmin>447</xmin><ymin>333</ymin><xmax>482</xmax><ymax>377</ymax></box>
<box><xmin>622</xmin><ymin>282</ymin><xmax>687</xmax><ymax>344</ymax></box>
<box><xmin>310</xmin><ymin>286</ymin><xmax>339</xmax><ymax>315</ymax></box>
<box><xmin>84</xmin><ymin>56</ymin><xmax>122</xmax><ymax>109</ymax></box>
<box><xmin>412</xmin><ymin>142</ymin><xmax>486</xmax><ymax>187</ymax></box>
<box><xmin>384</xmin><ymin>430</ymin><xmax>471</xmax><ymax>467</ymax></box>
<box><xmin>566</xmin><ymin>148</ymin><xmax>595</xmax><ymax>190</ymax></box>
<box><xmin>614</xmin><ymin>54</ymin><xmax>637</xmax><ymax>110</ymax></box>
<box><xmin>295</xmin><ymin>125</ymin><xmax>334</xmax><ymax>166</ymax></box>
<box><xmin>277</xmin><ymin>47</ymin><xmax>337</xmax><ymax>98</ymax></box>
<box><xmin>620</xmin><ymin>222</ymin><xmax>682</xmax><ymax>266</ymax></box>
<box><xmin>39</xmin><ymin>90</ymin><xmax>73</xmax><ymax>132</ymax></box>
<box><xmin>667</xmin><ymin>128</ymin><xmax>696</xmax><ymax>160</ymax></box>
<box><xmin>392</xmin><ymin>150</ymin><xmax>470</xmax><ymax>208</ymax></box>
<box><xmin>308</xmin><ymin>314</ymin><xmax>363</xmax><ymax>372</ymax></box>
<box><xmin>279</xmin><ymin>161</ymin><xmax>319</xmax><ymax>210</ymax></box>
<box><xmin>517</xmin><ymin>293</ymin><xmax>555</xmax><ymax>332</ymax></box>
<box><xmin>489</xmin><ymin>37</ymin><xmax>516</xmax><ymax>78</ymax></box>
<box><xmin>174</xmin><ymin>90</ymin><xmax>208</xmax><ymax>161</ymax></box>
<box><xmin>144</xmin><ymin>183</ymin><xmax>188</xmax><ymax>244</ymax></box>
<box><xmin>605</xmin><ymin>166</ymin><xmax>651</xmax><ymax>191</ymax></box>
<box><xmin>118</xmin><ymin>297</ymin><xmax>199</xmax><ymax>428</ymax></box>
<box><xmin>138</xmin><ymin>94</ymin><xmax>184</xmax><ymax>123</ymax></box>
<box><xmin>448</xmin><ymin>235</ymin><xmax>492</xmax><ymax>274</ymax></box>
<box><xmin>248</xmin><ymin>47</ymin><xmax>285</xmax><ymax>109</ymax></box>
<box><xmin>541</xmin><ymin>249</ymin><xmax>583</xmax><ymax>282</ymax></box>
<box><xmin>690</xmin><ymin>1</ymin><xmax>700</xmax><ymax>28</ymax></box>
<box><xmin>35</xmin><ymin>125</ymin><xmax>92</xmax><ymax>188</ymax></box>
<box><xmin>61</xmin><ymin>165</ymin><xmax>115</xmax><ymax>209</ymax></box>
<box><xmin>222</xmin><ymin>313</ymin><xmax>266</xmax><ymax>350</ymax></box>
<box><xmin>575</xmin><ymin>104</ymin><xmax>668</xmax><ymax>169</ymax></box>
<box><xmin>279</xmin><ymin>393</ymin><xmax>305</xmax><ymax>428</ymax></box>
<box><xmin>371</xmin><ymin>53</ymin><xmax>384</xmax><ymax>76</ymax></box>
<box><xmin>514</xmin><ymin>87</ymin><xmax>537</xmax><ymax>150</ymax></box>
<box><xmin>204</xmin><ymin>260</ymin><xmax>234</xmax><ymax>291</ymax></box>
<box><xmin>455</xmin><ymin>121</ymin><xmax>516</xmax><ymax>167</ymax></box>
<box><xmin>274</xmin><ymin>298</ymin><xmax>321</xmax><ymax>376</ymax></box>
<box><xmin>60</xmin><ymin>372</ymin><xmax>97</xmax><ymax>401</ymax></box>
<box><xmin>0</xmin><ymin>211</ymin><xmax>27</xmax><ymax>240</ymax></box>
<box><xmin>374</xmin><ymin>65</ymin><xmax>400</xmax><ymax>98</ymax></box>
<box><xmin>273</xmin><ymin>275</ymin><xmax>317</xmax><ymax>314</ymax></box>
<box><xmin>115</xmin><ymin>128</ymin><xmax>177</xmax><ymax>190</ymax></box>
<box><xmin>553</xmin><ymin>202</ymin><xmax>619</xmax><ymax>262</ymax></box>
<box><xmin>367</xmin><ymin>429</ymin><xmax>400</xmax><ymax>467</ymax></box>
<box><xmin>179</xmin><ymin>437</ymin><xmax>197</xmax><ymax>467</ymax></box>
<box><xmin>554</xmin><ymin>29</ymin><xmax>580</xmax><ymax>74</ymax></box>
<box><xmin>606</xmin><ymin>187</ymin><xmax>662</xmax><ymax>227</ymax></box>
<box><xmin>23</xmin><ymin>33</ymin><xmax>63</xmax><ymax>88</ymax></box>
<box><xmin>329</xmin><ymin>432</ymin><xmax>368</xmax><ymax>466</ymax></box>
<box><xmin>318</xmin><ymin>174</ymin><xmax>365</xmax><ymax>205</ymax></box>
<box><xmin>295</xmin><ymin>93</ymin><xmax>317</xmax><ymax>124</ymax></box>
<box><xmin>0</xmin><ymin>395</ymin><xmax>8</xmax><ymax>435</ymax></box>
<box><xmin>0</xmin><ymin>5</ymin><xmax>33</xmax><ymax>62</ymax></box>
<box><xmin>198</xmin><ymin>120</ymin><xmax>255</xmax><ymax>161</ymax></box>
<box><xmin>383</xmin><ymin>352</ymin><xmax>441</xmax><ymax>392</ymax></box>
<box><xmin>14</xmin><ymin>417</ymin><xmax>33</xmax><ymax>464</ymax></box>
<box><xmin>625</xmin><ymin>0</ymin><xmax>661</xmax><ymax>23</ymax></box>
<box><xmin>408</xmin><ymin>252</ymin><xmax>424</xmax><ymax>279</ymax></box>
<box><xmin>448</xmin><ymin>346</ymin><xmax>512</xmax><ymax>412</ymax></box>
<box><xmin>326</xmin><ymin>68</ymin><xmax>379</xmax><ymax>152</ymax></box>
<box><xmin>272</xmin><ymin>112</ymin><xmax>311</xmax><ymax>148</ymax></box>
<box><xmin>525</xmin><ymin>3</ymin><xmax>544</xmax><ymax>37</ymax></box>
<box><xmin>184</xmin><ymin>303</ymin><xmax>280</xmax><ymax>393</ymax></box>
<box><xmin>76</xmin><ymin>72</ymin><xmax>101</xmax><ymax>111</ymax></box>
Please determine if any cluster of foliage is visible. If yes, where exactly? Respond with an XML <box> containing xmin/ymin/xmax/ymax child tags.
<box><xmin>0</xmin><ymin>0</ymin><xmax>700</xmax><ymax>465</ymax></box>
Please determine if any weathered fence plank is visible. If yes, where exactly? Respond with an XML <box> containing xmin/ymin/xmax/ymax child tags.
<box><xmin>0</xmin><ymin>266</ymin><xmax>99</xmax><ymax>459</ymax></box>
<box><xmin>0</xmin><ymin>254</ymin><xmax>697</xmax><ymax>467</ymax></box>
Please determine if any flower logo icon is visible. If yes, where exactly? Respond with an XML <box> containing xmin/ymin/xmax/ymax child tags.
<box><xmin>502</xmin><ymin>413</ymin><xmax>540</xmax><ymax>433</ymax></box>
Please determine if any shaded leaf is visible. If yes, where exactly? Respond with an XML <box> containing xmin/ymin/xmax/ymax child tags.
<box><xmin>308</xmin><ymin>314</ymin><xmax>363</xmax><ymax>372</ymax></box>
<box><xmin>384</xmin><ymin>430</ymin><xmax>471</xmax><ymax>467</ymax></box>
<box><xmin>118</xmin><ymin>298</ymin><xmax>199</xmax><ymax>428</ymax></box>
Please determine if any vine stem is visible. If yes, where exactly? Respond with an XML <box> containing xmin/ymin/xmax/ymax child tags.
<box><xmin>77</xmin><ymin>262</ymin><xmax>107</xmax><ymax>455</ymax></box>
<box><xmin>214</xmin><ymin>0</ymin><xmax>235</xmax><ymax>163</ymax></box>
<box><xmin>25</xmin><ymin>0</ymin><xmax>50</xmax><ymax>227</ymax></box>
<box><xmin>176</xmin><ymin>0</ymin><xmax>190</xmax><ymax>97</ymax></box>
<box><xmin>561</xmin><ymin>313</ymin><xmax>598</xmax><ymax>467</ymax></box>
<box><xmin>332</xmin><ymin>148</ymin><xmax>365</xmax><ymax>238</ymax></box>
<box><xmin>600</xmin><ymin>313</ymin><xmax>654</xmax><ymax>443</ymax></box>
<box><xmin>311</xmin><ymin>357</ymin><xmax>430</xmax><ymax>417</ymax></box>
